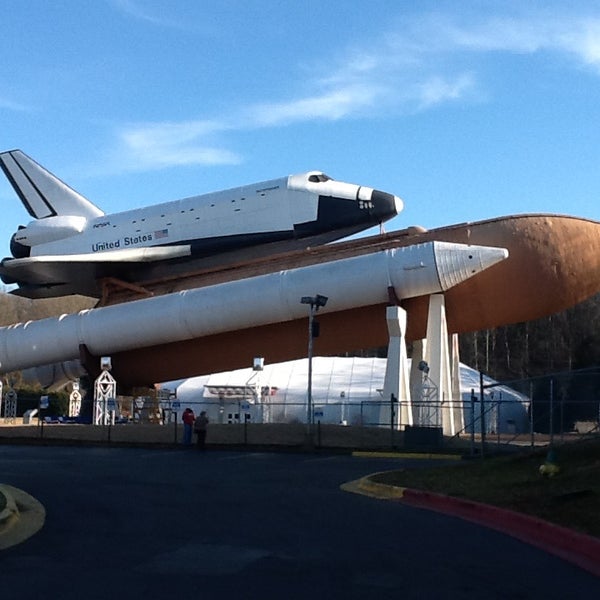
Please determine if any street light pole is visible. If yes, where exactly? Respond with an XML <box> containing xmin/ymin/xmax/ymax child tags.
<box><xmin>300</xmin><ymin>294</ymin><xmax>328</xmax><ymax>438</ymax></box>
<box><xmin>307</xmin><ymin>304</ymin><xmax>315</xmax><ymax>429</ymax></box>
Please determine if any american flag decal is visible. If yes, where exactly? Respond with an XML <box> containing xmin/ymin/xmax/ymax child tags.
<box><xmin>154</xmin><ymin>229</ymin><xmax>169</xmax><ymax>239</ymax></box>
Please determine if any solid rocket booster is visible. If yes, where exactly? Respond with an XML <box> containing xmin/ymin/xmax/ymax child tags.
<box><xmin>0</xmin><ymin>241</ymin><xmax>507</xmax><ymax>374</ymax></box>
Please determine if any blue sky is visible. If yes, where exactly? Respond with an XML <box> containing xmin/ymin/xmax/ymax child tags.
<box><xmin>2</xmin><ymin>1</ymin><xmax>600</xmax><ymax>261</ymax></box>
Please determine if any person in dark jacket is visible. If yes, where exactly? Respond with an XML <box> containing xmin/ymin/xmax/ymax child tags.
<box><xmin>194</xmin><ymin>411</ymin><xmax>209</xmax><ymax>450</ymax></box>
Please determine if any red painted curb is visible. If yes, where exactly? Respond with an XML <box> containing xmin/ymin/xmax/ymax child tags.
<box><xmin>400</xmin><ymin>488</ymin><xmax>600</xmax><ymax>579</ymax></box>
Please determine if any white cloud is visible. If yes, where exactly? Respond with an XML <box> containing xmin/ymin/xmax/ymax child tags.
<box><xmin>414</xmin><ymin>74</ymin><xmax>476</xmax><ymax>110</ymax></box>
<box><xmin>398</xmin><ymin>12</ymin><xmax>600</xmax><ymax>72</ymax></box>
<box><xmin>436</xmin><ymin>16</ymin><xmax>549</xmax><ymax>53</ymax></box>
<box><xmin>114</xmin><ymin>120</ymin><xmax>241</xmax><ymax>171</ymax></box>
<box><xmin>111</xmin><ymin>9</ymin><xmax>600</xmax><ymax>171</ymax></box>
<box><xmin>0</xmin><ymin>96</ymin><xmax>30</xmax><ymax>112</ymax></box>
<box><xmin>248</xmin><ymin>84</ymin><xmax>381</xmax><ymax>127</ymax></box>
<box><xmin>555</xmin><ymin>18</ymin><xmax>600</xmax><ymax>69</ymax></box>
<box><xmin>111</xmin><ymin>0</ymin><xmax>163</xmax><ymax>25</ymax></box>
<box><xmin>110</xmin><ymin>0</ymin><xmax>189</xmax><ymax>29</ymax></box>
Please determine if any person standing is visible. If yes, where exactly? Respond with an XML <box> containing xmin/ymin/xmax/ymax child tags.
<box><xmin>182</xmin><ymin>408</ymin><xmax>195</xmax><ymax>445</ymax></box>
<box><xmin>194</xmin><ymin>411</ymin><xmax>209</xmax><ymax>450</ymax></box>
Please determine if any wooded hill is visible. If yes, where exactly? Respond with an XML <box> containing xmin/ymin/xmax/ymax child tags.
<box><xmin>0</xmin><ymin>290</ymin><xmax>95</xmax><ymax>325</ymax></box>
<box><xmin>458</xmin><ymin>292</ymin><xmax>600</xmax><ymax>381</ymax></box>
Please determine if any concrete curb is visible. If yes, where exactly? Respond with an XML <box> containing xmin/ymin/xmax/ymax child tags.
<box><xmin>0</xmin><ymin>484</ymin><xmax>46</xmax><ymax>550</ymax></box>
<box><xmin>400</xmin><ymin>488</ymin><xmax>600</xmax><ymax>579</ymax></box>
<box><xmin>342</xmin><ymin>475</ymin><xmax>600</xmax><ymax>579</ymax></box>
<box><xmin>0</xmin><ymin>487</ymin><xmax>19</xmax><ymax>526</ymax></box>
<box><xmin>340</xmin><ymin>472</ymin><xmax>407</xmax><ymax>499</ymax></box>
<box><xmin>352</xmin><ymin>451</ymin><xmax>463</xmax><ymax>460</ymax></box>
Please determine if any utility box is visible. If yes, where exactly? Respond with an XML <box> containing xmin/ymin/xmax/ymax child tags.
<box><xmin>404</xmin><ymin>425</ymin><xmax>443</xmax><ymax>449</ymax></box>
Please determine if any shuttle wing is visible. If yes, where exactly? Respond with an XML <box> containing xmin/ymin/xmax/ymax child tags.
<box><xmin>0</xmin><ymin>245</ymin><xmax>191</xmax><ymax>295</ymax></box>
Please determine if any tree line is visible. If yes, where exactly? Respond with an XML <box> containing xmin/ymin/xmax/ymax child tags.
<box><xmin>458</xmin><ymin>292</ymin><xmax>600</xmax><ymax>380</ymax></box>
<box><xmin>458</xmin><ymin>293</ymin><xmax>600</xmax><ymax>430</ymax></box>
<box><xmin>0</xmin><ymin>289</ymin><xmax>94</xmax><ymax>325</ymax></box>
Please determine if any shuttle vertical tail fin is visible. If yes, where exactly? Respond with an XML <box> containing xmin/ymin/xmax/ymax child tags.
<box><xmin>0</xmin><ymin>149</ymin><xmax>104</xmax><ymax>220</ymax></box>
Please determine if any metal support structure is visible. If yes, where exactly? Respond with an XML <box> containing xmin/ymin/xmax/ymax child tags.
<box><xmin>410</xmin><ymin>332</ymin><xmax>439</xmax><ymax>428</ymax></box>
<box><xmin>3</xmin><ymin>387</ymin><xmax>17</xmax><ymax>424</ymax></box>
<box><xmin>409</xmin><ymin>339</ymin><xmax>426</xmax><ymax>422</ymax></box>
<box><xmin>94</xmin><ymin>358</ymin><xmax>117</xmax><ymax>426</ymax></box>
<box><xmin>69</xmin><ymin>380</ymin><xmax>82</xmax><ymax>418</ymax></box>
<box><xmin>416</xmin><ymin>362</ymin><xmax>440</xmax><ymax>428</ymax></box>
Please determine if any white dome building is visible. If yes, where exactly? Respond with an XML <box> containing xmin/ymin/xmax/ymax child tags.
<box><xmin>170</xmin><ymin>357</ymin><xmax>530</xmax><ymax>434</ymax></box>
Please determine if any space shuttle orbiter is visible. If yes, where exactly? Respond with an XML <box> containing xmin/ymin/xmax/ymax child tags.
<box><xmin>0</xmin><ymin>149</ymin><xmax>402</xmax><ymax>298</ymax></box>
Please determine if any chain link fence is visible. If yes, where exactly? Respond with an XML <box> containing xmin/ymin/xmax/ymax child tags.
<box><xmin>2</xmin><ymin>366</ymin><xmax>598</xmax><ymax>451</ymax></box>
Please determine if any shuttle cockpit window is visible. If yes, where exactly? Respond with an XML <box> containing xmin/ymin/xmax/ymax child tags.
<box><xmin>308</xmin><ymin>173</ymin><xmax>331</xmax><ymax>183</ymax></box>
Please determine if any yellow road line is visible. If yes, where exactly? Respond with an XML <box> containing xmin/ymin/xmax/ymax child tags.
<box><xmin>352</xmin><ymin>451</ymin><xmax>462</xmax><ymax>460</ymax></box>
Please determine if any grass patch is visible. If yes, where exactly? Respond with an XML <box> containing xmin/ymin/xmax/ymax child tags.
<box><xmin>371</xmin><ymin>437</ymin><xmax>600</xmax><ymax>538</ymax></box>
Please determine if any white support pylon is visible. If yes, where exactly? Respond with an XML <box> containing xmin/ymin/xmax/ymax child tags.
<box><xmin>382</xmin><ymin>305</ymin><xmax>413</xmax><ymax>429</ymax></box>
<box><xmin>422</xmin><ymin>294</ymin><xmax>462</xmax><ymax>436</ymax></box>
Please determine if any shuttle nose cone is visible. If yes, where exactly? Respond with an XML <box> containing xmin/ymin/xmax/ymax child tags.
<box><xmin>394</xmin><ymin>195</ymin><xmax>403</xmax><ymax>215</ymax></box>
<box><xmin>371</xmin><ymin>189</ymin><xmax>404</xmax><ymax>220</ymax></box>
<box><xmin>433</xmin><ymin>241</ymin><xmax>509</xmax><ymax>291</ymax></box>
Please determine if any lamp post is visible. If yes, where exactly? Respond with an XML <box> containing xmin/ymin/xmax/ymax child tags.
<box><xmin>300</xmin><ymin>294</ymin><xmax>328</xmax><ymax>435</ymax></box>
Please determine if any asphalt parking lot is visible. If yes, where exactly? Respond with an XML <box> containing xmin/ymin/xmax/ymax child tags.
<box><xmin>0</xmin><ymin>446</ymin><xmax>598</xmax><ymax>599</ymax></box>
